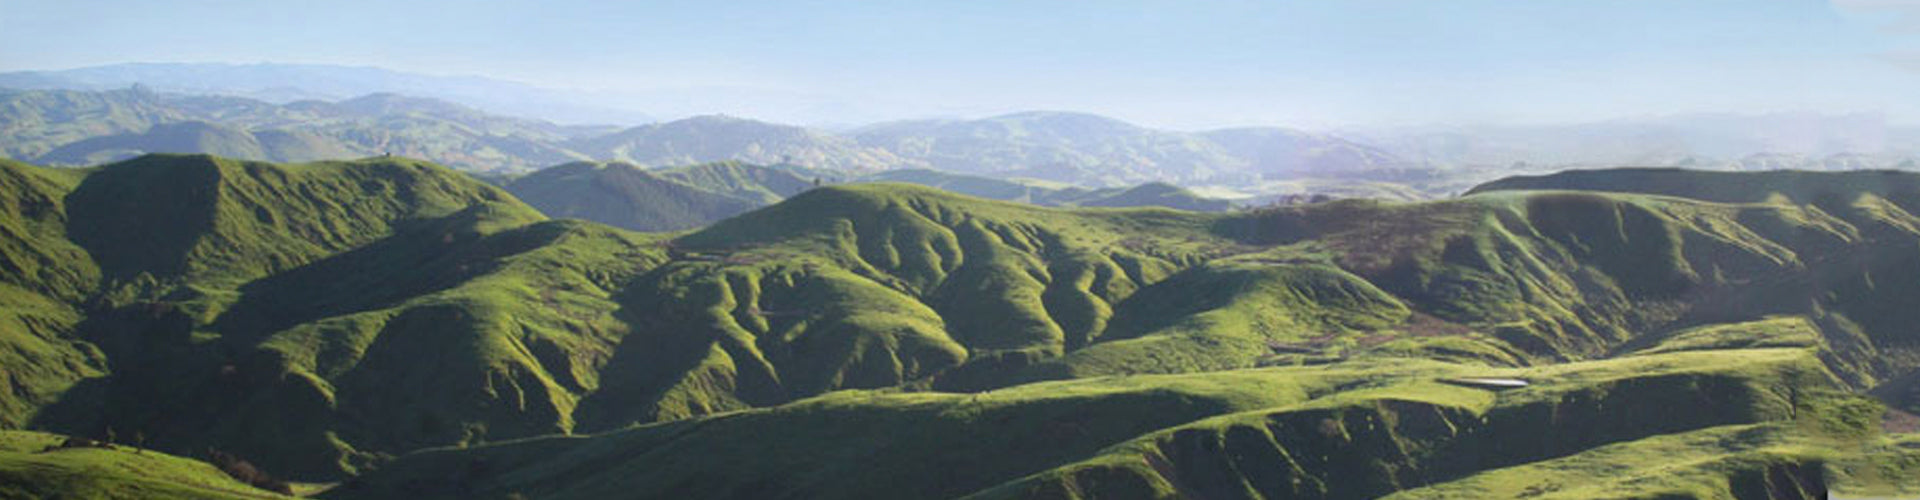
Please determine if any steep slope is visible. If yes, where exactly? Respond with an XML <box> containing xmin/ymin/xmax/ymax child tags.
<box><xmin>0</xmin><ymin>155</ymin><xmax>683</xmax><ymax>480</ymax></box>
<box><xmin>0</xmin><ymin>160</ymin><xmax>103</xmax><ymax>428</ymax></box>
<box><xmin>1469</xmin><ymin>167</ymin><xmax>1920</xmax><ymax>402</ymax></box>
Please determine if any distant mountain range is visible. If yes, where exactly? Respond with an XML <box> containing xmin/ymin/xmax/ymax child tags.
<box><xmin>7</xmin><ymin>63</ymin><xmax>1920</xmax><ymax>196</ymax></box>
<box><xmin>0</xmin><ymin>62</ymin><xmax>655</xmax><ymax>125</ymax></box>
<box><xmin>0</xmin><ymin>86</ymin><xmax>1425</xmax><ymax>186</ymax></box>
<box><xmin>0</xmin><ymin>87</ymin><xmax>603</xmax><ymax>171</ymax></box>
<box><xmin>851</xmin><ymin>112</ymin><xmax>1410</xmax><ymax>185</ymax></box>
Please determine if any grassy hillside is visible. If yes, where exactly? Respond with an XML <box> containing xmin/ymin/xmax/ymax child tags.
<box><xmin>0</xmin><ymin>154</ymin><xmax>676</xmax><ymax>480</ymax></box>
<box><xmin>35</xmin><ymin>121</ymin><xmax>274</xmax><ymax>166</ymax></box>
<box><xmin>500</xmin><ymin>161</ymin><xmax>768</xmax><ymax>232</ymax></box>
<box><xmin>7</xmin><ymin>159</ymin><xmax>1920</xmax><ymax>497</ymax></box>
<box><xmin>1076</xmin><ymin>182</ymin><xmax>1232</xmax><ymax>212</ymax></box>
<box><xmin>336</xmin><ymin>347</ymin><xmax>1893</xmax><ymax>499</ymax></box>
<box><xmin>501</xmin><ymin>162</ymin><xmax>1234</xmax><ymax>234</ymax></box>
<box><xmin>654</xmin><ymin>161</ymin><xmax>836</xmax><ymax>204</ymax></box>
<box><xmin>0</xmin><ymin>430</ymin><xmax>296</xmax><ymax>499</ymax></box>
<box><xmin>0</xmin><ymin>88</ymin><xmax>185</xmax><ymax>160</ymax></box>
<box><xmin>1466</xmin><ymin>167</ymin><xmax>1920</xmax><ymax>205</ymax></box>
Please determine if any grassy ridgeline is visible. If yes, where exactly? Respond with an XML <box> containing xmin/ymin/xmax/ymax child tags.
<box><xmin>0</xmin><ymin>430</ymin><xmax>296</xmax><ymax>499</ymax></box>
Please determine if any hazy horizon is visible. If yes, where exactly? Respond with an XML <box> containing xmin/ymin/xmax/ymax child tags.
<box><xmin>5</xmin><ymin>0</ymin><xmax>1920</xmax><ymax>129</ymax></box>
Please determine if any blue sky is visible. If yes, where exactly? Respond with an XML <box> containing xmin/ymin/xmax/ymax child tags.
<box><xmin>3</xmin><ymin>0</ymin><xmax>1919</xmax><ymax>127</ymax></box>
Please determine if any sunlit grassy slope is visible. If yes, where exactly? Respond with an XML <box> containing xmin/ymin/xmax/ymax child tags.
<box><xmin>0</xmin><ymin>430</ymin><xmax>293</xmax><ymax>499</ymax></box>
<box><xmin>5</xmin><ymin>156</ymin><xmax>1920</xmax><ymax>498</ymax></box>
<box><xmin>336</xmin><ymin>348</ymin><xmax>1889</xmax><ymax>499</ymax></box>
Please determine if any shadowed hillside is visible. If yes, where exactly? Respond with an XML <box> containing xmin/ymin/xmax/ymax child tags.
<box><xmin>499</xmin><ymin>161</ymin><xmax>773</xmax><ymax>232</ymax></box>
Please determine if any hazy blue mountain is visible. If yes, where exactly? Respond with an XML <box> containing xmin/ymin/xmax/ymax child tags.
<box><xmin>0</xmin><ymin>62</ymin><xmax>653</xmax><ymax>125</ymax></box>
<box><xmin>3</xmin><ymin>87</ymin><xmax>591</xmax><ymax>171</ymax></box>
<box><xmin>1348</xmin><ymin>112</ymin><xmax>1918</xmax><ymax>168</ymax></box>
<box><xmin>570</xmin><ymin>114</ymin><xmax>914</xmax><ymax>171</ymax></box>
<box><xmin>852</xmin><ymin>111</ymin><xmax>1247</xmax><ymax>185</ymax></box>
<box><xmin>35</xmin><ymin>121</ymin><xmax>271</xmax><ymax>165</ymax></box>
<box><xmin>1200</xmin><ymin>127</ymin><xmax>1406</xmax><ymax>178</ymax></box>
<box><xmin>854</xmin><ymin>111</ymin><xmax>1419</xmax><ymax>186</ymax></box>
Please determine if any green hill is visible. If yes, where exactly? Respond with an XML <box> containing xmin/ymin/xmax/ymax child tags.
<box><xmin>499</xmin><ymin>161</ymin><xmax>770</xmax><ymax>232</ymax></box>
<box><xmin>336</xmin><ymin>348</ymin><xmax>1880</xmax><ymax>500</ymax></box>
<box><xmin>654</xmin><ymin>161</ymin><xmax>835</xmax><ymax>204</ymax></box>
<box><xmin>4</xmin><ymin>158</ymin><xmax>1920</xmax><ymax>496</ymax></box>
<box><xmin>859</xmin><ymin>168</ymin><xmax>1233</xmax><ymax>211</ymax></box>
<box><xmin>1076</xmin><ymin>182</ymin><xmax>1233</xmax><ymax>212</ymax></box>
<box><xmin>0</xmin><ymin>87</ymin><xmax>186</xmax><ymax>160</ymax></box>
<box><xmin>499</xmin><ymin>162</ymin><xmax>1232</xmax><ymax>234</ymax></box>
<box><xmin>36</xmin><ymin>121</ymin><xmax>279</xmax><ymax>166</ymax></box>
<box><xmin>0</xmin><ymin>430</ymin><xmax>298</xmax><ymax>499</ymax></box>
<box><xmin>1466</xmin><ymin>167</ymin><xmax>1920</xmax><ymax>205</ymax></box>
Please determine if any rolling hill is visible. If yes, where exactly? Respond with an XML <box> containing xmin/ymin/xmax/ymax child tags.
<box><xmin>498</xmin><ymin>161</ymin><xmax>813</xmax><ymax>232</ymax></box>
<box><xmin>498</xmin><ymin>162</ymin><xmax>1234</xmax><ymax>233</ymax></box>
<box><xmin>0</xmin><ymin>430</ymin><xmax>301</xmax><ymax>499</ymax></box>
<box><xmin>2</xmin><ymin>156</ymin><xmax>1919</xmax><ymax>497</ymax></box>
<box><xmin>858</xmin><ymin>168</ymin><xmax>1228</xmax><ymax>211</ymax></box>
